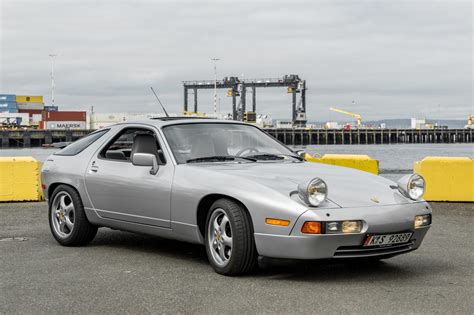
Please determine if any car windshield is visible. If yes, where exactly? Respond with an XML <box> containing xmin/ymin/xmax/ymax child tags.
<box><xmin>162</xmin><ymin>123</ymin><xmax>299</xmax><ymax>164</ymax></box>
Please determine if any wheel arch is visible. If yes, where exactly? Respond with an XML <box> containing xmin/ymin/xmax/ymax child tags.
<box><xmin>196</xmin><ymin>194</ymin><xmax>254</xmax><ymax>238</ymax></box>
<box><xmin>47</xmin><ymin>182</ymin><xmax>80</xmax><ymax>203</ymax></box>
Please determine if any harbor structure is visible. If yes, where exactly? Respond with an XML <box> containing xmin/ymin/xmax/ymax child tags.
<box><xmin>1</xmin><ymin>127</ymin><xmax>471</xmax><ymax>148</ymax></box>
<box><xmin>183</xmin><ymin>74</ymin><xmax>307</xmax><ymax>125</ymax></box>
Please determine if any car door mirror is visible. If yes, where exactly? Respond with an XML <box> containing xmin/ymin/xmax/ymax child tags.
<box><xmin>132</xmin><ymin>153</ymin><xmax>159</xmax><ymax>175</ymax></box>
<box><xmin>294</xmin><ymin>149</ymin><xmax>307</xmax><ymax>159</ymax></box>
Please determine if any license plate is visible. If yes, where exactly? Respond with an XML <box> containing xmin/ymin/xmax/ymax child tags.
<box><xmin>364</xmin><ymin>232</ymin><xmax>413</xmax><ymax>247</ymax></box>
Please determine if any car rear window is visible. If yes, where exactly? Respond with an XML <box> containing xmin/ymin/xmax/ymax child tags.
<box><xmin>55</xmin><ymin>129</ymin><xmax>109</xmax><ymax>156</ymax></box>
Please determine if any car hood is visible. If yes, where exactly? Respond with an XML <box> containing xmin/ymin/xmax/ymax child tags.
<box><xmin>193</xmin><ymin>161</ymin><xmax>412</xmax><ymax>208</ymax></box>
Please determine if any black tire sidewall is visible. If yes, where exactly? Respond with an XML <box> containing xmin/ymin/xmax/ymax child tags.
<box><xmin>204</xmin><ymin>198</ymin><xmax>256</xmax><ymax>275</ymax></box>
<box><xmin>48</xmin><ymin>184</ymin><xmax>95</xmax><ymax>246</ymax></box>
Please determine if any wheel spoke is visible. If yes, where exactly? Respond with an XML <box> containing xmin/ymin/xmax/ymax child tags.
<box><xmin>218</xmin><ymin>244</ymin><xmax>227</xmax><ymax>261</ymax></box>
<box><xmin>213</xmin><ymin>218</ymin><xmax>220</xmax><ymax>231</ymax></box>
<box><xmin>60</xmin><ymin>195</ymin><xmax>67</xmax><ymax>210</ymax></box>
<box><xmin>64</xmin><ymin>204</ymin><xmax>74</xmax><ymax>216</ymax></box>
<box><xmin>222</xmin><ymin>234</ymin><xmax>232</xmax><ymax>247</ymax></box>
<box><xmin>59</xmin><ymin>221</ymin><xmax>66</xmax><ymax>233</ymax></box>
<box><xmin>220</xmin><ymin>216</ymin><xmax>229</xmax><ymax>231</ymax></box>
<box><xmin>65</xmin><ymin>217</ymin><xmax>74</xmax><ymax>232</ymax></box>
<box><xmin>54</xmin><ymin>209</ymin><xmax>60</xmax><ymax>218</ymax></box>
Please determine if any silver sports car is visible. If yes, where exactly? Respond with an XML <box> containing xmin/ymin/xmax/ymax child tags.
<box><xmin>41</xmin><ymin>118</ymin><xmax>432</xmax><ymax>275</ymax></box>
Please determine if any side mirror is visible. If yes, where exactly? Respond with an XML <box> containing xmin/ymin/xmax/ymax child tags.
<box><xmin>132</xmin><ymin>153</ymin><xmax>159</xmax><ymax>175</ymax></box>
<box><xmin>294</xmin><ymin>149</ymin><xmax>307</xmax><ymax>159</ymax></box>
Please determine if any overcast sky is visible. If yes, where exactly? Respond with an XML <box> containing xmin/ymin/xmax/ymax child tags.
<box><xmin>0</xmin><ymin>0</ymin><xmax>472</xmax><ymax>121</ymax></box>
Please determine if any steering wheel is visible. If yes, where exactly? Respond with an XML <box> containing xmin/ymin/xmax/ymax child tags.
<box><xmin>236</xmin><ymin>147</ymin><xmax>259</xmax><ymax>157</ymax></box>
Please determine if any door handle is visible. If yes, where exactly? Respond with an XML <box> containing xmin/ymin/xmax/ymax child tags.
<box><xmin>90</xmin><ymin>165</ymin><xmax>99</xmax><ymax>172</ymax></box>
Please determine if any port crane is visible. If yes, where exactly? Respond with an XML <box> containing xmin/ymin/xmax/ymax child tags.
<box><xmin>183</xmin><ymin>74</ymin><xmax>307</xmax><ymax>126</ymax></box>
<box><xmin>329</xmin><ymin>107</ymin><xmax>362</xmax><ymax>128</ymax></box>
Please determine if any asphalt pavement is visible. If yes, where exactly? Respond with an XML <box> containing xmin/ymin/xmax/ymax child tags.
<box><xmin>1</xmin><ymin>202</ymin><xmax>473</xmax><ymax>314</ymax></box>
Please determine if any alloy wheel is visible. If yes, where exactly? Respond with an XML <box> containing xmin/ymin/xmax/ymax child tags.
<box><xmin>207</xmin><ymin>208</ymin><xmax>233</xmax><ymax>267</ymax></box>
<box><xmin>51</xmin><ymin>191</ymin><xmax>75</xmax><ymax>238</ymax></box>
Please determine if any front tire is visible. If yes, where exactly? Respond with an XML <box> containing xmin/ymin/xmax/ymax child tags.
<box><xmin>205</xmin><ymin>198</ymin><xmax>258</xmax><ymax>276</ymax></box>
<box><xmin>49</xmin><ymin>185</ymin><xmax>98</xmax><ymax>246</ymax></box>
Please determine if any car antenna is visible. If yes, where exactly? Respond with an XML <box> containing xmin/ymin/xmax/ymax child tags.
<box><xmin>150</xmin><ymin>87</ymin><xmax>170</xmax><ymax>117</ymax></box>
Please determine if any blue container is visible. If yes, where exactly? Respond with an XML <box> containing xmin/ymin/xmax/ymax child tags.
<box><xmin>0</xmin><ymin>101</ymin><xmax>17</xmax><ymax>110</ymax></box>
<box><xmin>0</xmin><ymin>94</ymin><xmax>16</xmax><ymax>102</ymax></box>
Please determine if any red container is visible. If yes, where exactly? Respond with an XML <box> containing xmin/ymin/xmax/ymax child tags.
<box><xmin>19</xmin><ymin>109</ymin><xmax>44</xmax><ymax>117</ymax></box>
<box><xmin>42</xmin><ymin>111</ymin><xmax>86</xmax><ymax>121</ymax></box>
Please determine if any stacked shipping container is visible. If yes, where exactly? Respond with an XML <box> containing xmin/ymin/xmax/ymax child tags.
<box><xmin>16</xmin><ymin>95</ymin><xmax>44</xmax><ymax>112</ymax></box>
<box><xmin>39</xmin><ymin>111</ymin><xmax>87</xmax><ymax>130</ymax></box>
<box><xmin>0</xmin><ymin>94</ymin><xmax>18</xmax><ymax>113</ymax></box>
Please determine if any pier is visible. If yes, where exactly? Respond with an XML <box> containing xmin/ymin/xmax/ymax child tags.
<box><xmin>0</xmin><ymin>128</ymin><xmax>472</xmax><ymax>148</ymax></box>
<box><xmin>267</xmin><ymin>128</ymin><xmax>473</xmax><ymax>145</ymax></box>
<box><xmin>1</xmin><ymin>129</ymin><xmax>90</xmax><ymax>148</ymax></box>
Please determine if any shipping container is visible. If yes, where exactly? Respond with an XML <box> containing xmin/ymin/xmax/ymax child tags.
<box><xmin>16</xmin><ymin>95</ymin><xmax>43</xmax><ymax>103</ymax></box>
<box><xmin>89</xmin><ymin>112</ymin><xmax>163</xmax><ymax>123</ymax></box>
<box><xmin>90</xmin><ymin>112</ymin><xmax>128</xmax><ymax>123</ymax></box>
<box><xmin>0</xmin><ymin>101</ymin><xmax>17</xmax><ymax>107</ymax></box>
<box><xmin>44</xmin><ymin>105</ymin><xmax>59</xmax><ymax>112</ymax></box>
<box><xmin>17</xmin><ymin>102</ymin><xmax>44</xmax><ymax>110</ymax></box>
<box><xmin>0</xmin><ymin>113</ymin><xmax>30</xmax><ymax>126</ymax></box>
<box><xmin>31</xmin><ymin>114</ymin><xmax>42</xmax><ymax>124</ymax></box>
<box><xmin>0</xmin><ymin>102</ymin><xmax>18</xmax><ymax>113</ymax></box>
<box><xmin>18</xmin><ymin>109</ymin><xmax>44</xmax><ymax>116</ymax></box>
<box><xmin>43</xmin><ymin>111</ymin><xmax>86</xmax><ymax>121</ymax></box>
<box><xmin>0</xmin><ymin>94</ymin><xmax>16</xmax><ymax>102</ymax></box>
<box><xmin>90</xmin><ymin>122</ymin><xmax>116</xmax><ymax>129</ymax></box>
<box><xmin>0</xmin><ymin>109</ymin><xmax>19</xmax><ymax>113</ymax></box>
<box><xmin>41</xmin><ymin>120</ymin><xmax>86</xmax><ymax>130</ymax></box>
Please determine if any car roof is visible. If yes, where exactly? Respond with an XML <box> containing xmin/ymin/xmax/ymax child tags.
<box><xmin>113</xmin><ymin>117</ymin><xmax>249</xmax><ymax>128</ymax></box>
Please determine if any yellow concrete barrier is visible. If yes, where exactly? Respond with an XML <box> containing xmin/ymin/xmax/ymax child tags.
<box><xmin>305</xmin><ymin>154</ymin><xmax>379</xmax><ymax>175</ymax></box>
<box><xmin>0</xmin><ymin>156</ymin><xmax>43</xmax><ymax>202</ymax></box>
<box><xmin>414</xmin><ymin>157</ymin><xmax>474</xmax><ymax>202</ymax></box>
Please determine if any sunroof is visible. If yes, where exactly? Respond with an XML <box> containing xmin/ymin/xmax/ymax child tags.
<box><xmin>150</xmin><ymin>116</ymin><xmax>217</xmax><ymax>121</ymax></box>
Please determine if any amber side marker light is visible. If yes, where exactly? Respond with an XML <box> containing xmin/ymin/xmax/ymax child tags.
<box><xmin>301</xmin><ymin>221</ymin><xmax>322</xmax><ymax>234</ymax></box>
<box><xmin>265</xmin><ymin>218</ymin><xmax>290</xmax><ymax>226</ymax></box>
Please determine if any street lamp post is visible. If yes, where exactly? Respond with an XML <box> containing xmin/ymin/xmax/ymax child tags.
<box><xmin>49</xmin><ymin>54</ymin><xmax>57</xmax><ymax>107</ymax></box>
<box><xmin>211</xmin><ymin>58</ymin><xmax>220</xmax><ymax>116</ymax></box>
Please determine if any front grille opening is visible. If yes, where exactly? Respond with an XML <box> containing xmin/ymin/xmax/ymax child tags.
<box><xmin>334</xmin><ymin>241</ymin><xmax>415</xmax><ymax>258</ymax></box>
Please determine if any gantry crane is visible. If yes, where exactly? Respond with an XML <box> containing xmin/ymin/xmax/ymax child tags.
<box><xmin>329</xmin><ymin>107</ymin><xmax>362</xmax><ymax>128</ymax></box>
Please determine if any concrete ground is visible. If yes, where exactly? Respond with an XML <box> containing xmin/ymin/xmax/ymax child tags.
<box><xmin>0</xmin><ymin>202</ymin><xmax>472</xmax><ymax>314</ymax></box>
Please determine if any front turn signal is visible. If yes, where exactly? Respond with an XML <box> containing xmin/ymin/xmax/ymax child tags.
<box><xmin>301</xmin><ymin>221</ymin><xmax>322</xmax><ymax>234</ymax></box>
<box><xmin>265</xmin><ymin>218</ymin><xmax>290</xmax><ymax>226</ymax></box>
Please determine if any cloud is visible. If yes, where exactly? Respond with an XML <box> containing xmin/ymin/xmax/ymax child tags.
<box><xmin>0</xmin><ymin>0</ymin><xmax>472</xmax><ymax>120</ymax></box>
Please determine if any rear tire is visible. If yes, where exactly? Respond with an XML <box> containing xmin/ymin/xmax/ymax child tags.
<box><xmin>49</xmin><ymin>185</ymin><xmax>98</xmax><ymax>246</ymax></box>
<box><xmin>205</xmin><ymin>198</ymin><xmax>258</xmax><ymax>276</ymax></box>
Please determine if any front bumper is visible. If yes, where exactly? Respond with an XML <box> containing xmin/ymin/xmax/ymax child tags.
<box><xmin>254</xmin><ymin>202</ymin><xmax>432</xmax><ymax>260</ymax></box>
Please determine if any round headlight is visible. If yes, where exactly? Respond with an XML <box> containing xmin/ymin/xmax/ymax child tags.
<box><xmin>298</xmin><ymin>178</ymin><xmax>328</xmax><ymax>206</ymax></box>
<box><xmin>407</xmin><ymin>174</ymin><xmax>425</xmax><ymax>200</ymax></box>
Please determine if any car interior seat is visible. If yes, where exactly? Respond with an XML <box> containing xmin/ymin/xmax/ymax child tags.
<box><xmin>191</xmin><ymin>136</ymin><xmax>216</xmax><ymax>158</ymax></box>
<box><xmin>105</xmin><ymin>150</ymin><xmax>127</xmax><ymax>160</ymax></box>
<box><xmin>213</xmin><ymin>134</ymin><xmax>229</xmax><ymax>156</ymax></box>
<box><xmin>131</xmin><ymin>134</ymin><xmax>164</xmax><ymax>165</ymax></box>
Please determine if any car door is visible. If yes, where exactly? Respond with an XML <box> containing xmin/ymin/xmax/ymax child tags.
<box><xmin>84</xmin><ymin>126</ymin><xmax>173</xmax><ymax>228</ymax></box>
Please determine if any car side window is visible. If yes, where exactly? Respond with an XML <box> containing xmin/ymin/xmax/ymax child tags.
<box><xmin>55</xmin><ymin>129</ymin><xmax>109</xmax><ymax>156</ymax></box>
<box><xmin>99</xmin><ymin>127</ymin><xmax>166</xmax><ymax>164</ymax></box>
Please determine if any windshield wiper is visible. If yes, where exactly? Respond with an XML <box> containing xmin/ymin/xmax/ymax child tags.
<box><xmin>186</xmin><ymin>155</ymin><xmax>256</xmax><ymax>163</ymax></box>
<box><xmin>245</xmin><ymin>153</ymin><xmax>303</xmax><ymax>161</ymax></box>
